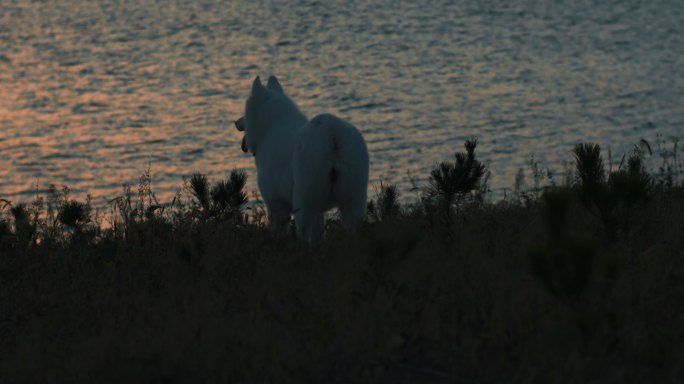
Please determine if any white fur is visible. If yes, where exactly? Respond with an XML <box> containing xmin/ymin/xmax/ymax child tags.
<box><xmin>240</xmin><ymin>76</ymin><xmax>369</xmax><ymax>245</ymax></box>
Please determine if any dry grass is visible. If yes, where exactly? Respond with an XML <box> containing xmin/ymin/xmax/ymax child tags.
<box><xmin>1</xmin><ymin>141</ymin><xmax>683</xmax><ymax>383</ymax></box>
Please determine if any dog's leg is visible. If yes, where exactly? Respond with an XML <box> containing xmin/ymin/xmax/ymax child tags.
<box><xmin>340</xmin><ymin>199</ymin><xmax>366</xmax><ymax>234</ymax></box>
<box><xmin>295</xmin><ymin>209</ymin><xmax>325</xmax><ymax>246</ymax></box>
<box><xmin>268</xmin><ymin>206</ymin><xmax>291</xmax><ymax>235</ymax></box>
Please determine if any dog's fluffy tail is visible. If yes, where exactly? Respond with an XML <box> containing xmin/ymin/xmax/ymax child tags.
<box><xmin>292</xmin><ymin>113</ymin><xmax>369</xmax><ymax>228</ymax></box>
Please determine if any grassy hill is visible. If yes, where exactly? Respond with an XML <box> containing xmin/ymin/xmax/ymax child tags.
<box><xmin>1</xmin><ymin>140</ymin><xmax>683</xmax><ymax>382</ymax></box>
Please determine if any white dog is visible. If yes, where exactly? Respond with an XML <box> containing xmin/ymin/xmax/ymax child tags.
<box><xmin>235</xmin><ymin>76</ymin><xmax>369</xmax><ymax>245</ymax></box>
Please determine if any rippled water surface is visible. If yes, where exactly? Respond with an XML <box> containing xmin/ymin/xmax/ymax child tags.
<box><xmin>1</xmin><ymin>0</ymin><xmax>682</xmax><ymax>203</ymax></box>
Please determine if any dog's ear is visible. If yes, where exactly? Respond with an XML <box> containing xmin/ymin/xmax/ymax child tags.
<box><xmin>251</xmin><ymin>76</ymin><xmax>265</xmax><ymax>96</ymax></box>
<box><xmin>267</xmin><ymin>75</ymin><xmax>284</xmax><ymax>94</ymax></box>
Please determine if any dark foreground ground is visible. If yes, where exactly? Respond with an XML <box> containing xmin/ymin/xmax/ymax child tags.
<box><xmin>1</xmin><ymin>142</ymin><xmax>683</xmax><ymax>383</ymax></box>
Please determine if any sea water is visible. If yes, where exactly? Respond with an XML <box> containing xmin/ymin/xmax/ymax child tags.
<box><xmin>1</xmin><ymin>0</ymin><xmax>682</xmax><ymax>203</ymax></box>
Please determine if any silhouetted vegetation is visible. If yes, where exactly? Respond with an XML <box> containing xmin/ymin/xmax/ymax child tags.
<box><xmin>189</xmin><ymin>169</ymin><xmax>248</xmax><ymax>223</ymax></box>
<box><xmin>572</xmin><ymin>142</ymin><xmax>653</xmax><ymax>242</ymax></box>
<box><xmin>367</xmin><ymin>183</ymin><xmax>401</xmax><ymax>222</ymax></box>
<box><xmin>423</xmin><ymin>138</ymin><xmax>486</xmax><ymax>208</ymax></box>
<box><xmin>1</xmin><ymin>138</ymin><xmax>683</xmax><ymax>382</ymax></box>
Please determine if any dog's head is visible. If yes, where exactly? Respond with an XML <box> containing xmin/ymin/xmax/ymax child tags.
<box><xmin>235</xmin><ymin>75</ymin><xmax>287</xmax><ymax>155</ymax></box>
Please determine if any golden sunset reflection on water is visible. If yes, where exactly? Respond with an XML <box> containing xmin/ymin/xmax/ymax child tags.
<box><xmin>1</xmin><ymin>0</ymin><xmax>682</xmax><ymax>206</ymax></box>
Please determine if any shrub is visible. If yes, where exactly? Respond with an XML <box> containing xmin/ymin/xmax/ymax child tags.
<box><xmin>367</xmin><ymin>183</ymin><xmax>400</xmax><ymax>222</ymax></box>
<box><xmin>573</xmin><ymin>141</ymin><xmax>652</xmax><ymax>242</ymax></box>
<box><xmin>423</xmin><ymin>138</ymin><xmax>486</xmax><ymax>209</ymax></box>
<box><xmin>190</xmin><ymin>169</ymin><xmax>248</xmax><ymax>223</ymax></box>
<box><xmin>57</xmin><ymin>200</ymin><xmax>91</xmax><ymax>230</ymax></box>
